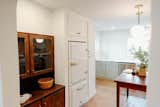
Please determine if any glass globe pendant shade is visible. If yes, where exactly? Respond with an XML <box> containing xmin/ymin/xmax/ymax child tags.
<box><xmin>130</xmin><ymin>24</ymin><xmax>145</xmax><ymax>38</ymax></box>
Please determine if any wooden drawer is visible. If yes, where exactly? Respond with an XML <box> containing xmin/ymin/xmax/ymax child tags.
<box><xmin>27</xmin><ymin>100</ymin><xmax>41</xmax><ymax>107</ymax></box>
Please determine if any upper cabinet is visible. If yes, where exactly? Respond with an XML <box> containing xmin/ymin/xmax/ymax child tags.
<box><xmin>68</xmin><ymin>12</ymin><xmax>88</xmax><ymax>41</ymax></box>
<box><xmin>18</xmin><ymin>33</ymin><xmax>30</xmax><ymax>78</ymax></box>
<box><xmin>18</xmin><ymin>32</ymin><xmax>54</xmax><ymax>79</ymax></box>
<box><xmin>30</xmin><ymin>34</ymin><xmax>54</xmax><ymax>76</ymax></box>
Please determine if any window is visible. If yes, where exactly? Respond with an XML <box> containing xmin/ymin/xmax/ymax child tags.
<box><xmin>128</xmin><ymin>25</ymin><xmax>151</xmax><ymax>52</ymax></box>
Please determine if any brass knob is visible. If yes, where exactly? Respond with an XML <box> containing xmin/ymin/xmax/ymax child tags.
<box><xmin>44</xmin><ymin>102</ymin><xmax>47</xmax><ymax>105</ymax></box>
<box><xmin>76</xmin><ymin>32</ymin><xmax>81</xmax><ymax>34</ymax></box>
<box><xmin>27</xmin><ymin>70</ymin><xmax>30</xmax><ymax>73</ymax></box>
<box><xmin>70</xmin><ymin>62</ymin><xmax>78</xmax><ymax>66</ymax></box>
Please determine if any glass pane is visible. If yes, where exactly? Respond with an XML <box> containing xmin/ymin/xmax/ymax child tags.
<box><xmin>19</xmin><ymin>58</ymin><xmax>25</xmax><ymax>74</ymax></box>
<box><xmin>18</xmin><ymin>38</ymin><xmax>26</xmax><ymax>74</ymax></box>
<box><xmin>33</xmin><ymin>39</ymin><xmax>51</xmax><ymax>53</ymax></box>
<box><xmin>33</xmin><ymin>38</ymin><xmax>52</xmax><ymax>71</ymax></box>
<box><xmin>34</xmin><ymin>55</ymin><xmax>51</xmax><ymax>71</ymax></box>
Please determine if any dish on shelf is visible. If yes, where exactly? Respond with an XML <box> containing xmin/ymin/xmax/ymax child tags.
<box><xmin>38</xmin><ymin>77</ymin><xmax>54</xmax><ymax>89</ymax></box>
<box><xmin>20</xmin><ymin>93</ymin><xmax>32</xmax><ymax>104</ymax></box>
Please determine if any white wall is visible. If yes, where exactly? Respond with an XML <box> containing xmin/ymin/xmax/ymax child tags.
<box><xmin>88</xmin><ymin>20</ymin><xmax>96</xmax><ymax>99</ymax></box>
<box><xmin>0</xmin><ymin>0</ymin><xmax>20</xmax><ymax>107</ymax></box>
<box><xmin>0</xmin><ymin>65</ymin><xmax>3</xmax><ymax>107</ymax></box>
<box><xmin>95</xmin><ymin>32</ymin><xmax>101</xmax><ymax>59</ymax></box>
<box><xmin>52</xmin><ymin>8</ymin><xmax>69</xmax><ymax>107</ymax></box>
<box><xmin>96</xmin><ymin>29</ymin><xmax>132</xmax><ymax>62</ymax></box>
<box><xmin>52</xmin><ymin>8</ymin><xmax>67</xmax><ymax>85</ymax></box>
<box><xmin>147</xmin><ymin>0</ymin><xmax>160</xmax><ymax>107</ymax></box>
<box><xmin>17</xmin><ymin>0</ymin><xmax>53</xmax><ymax>35</ymax></box>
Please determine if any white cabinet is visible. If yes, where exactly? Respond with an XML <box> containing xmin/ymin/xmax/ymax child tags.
<box><xmin>79</xmin><ymin>80</ymin><xmax>88</xmax><ymax>104</ymax></box>
<box><xmin>68</xmin><ymin>12</ymin><xmax>87</xmax><ymax>41</ymax></box>
<box><xmin>69</xmin><ymin>41</ymin><xmax>89</xmax><ymax>107</ymax></box>
<box><xmin>70</xmin><ymin>83</ymin><xmax>81</xmax><ymax>107</ymax></box>
<box><xmin>96</xmin><ymin>61</ymin><xmax>134</xmax><ymax>80</ymax></box>
<box><xmin>96</xmin><ymin>61</ymin><xmax>119</xmax><ymax>80</ymax></box>
<box><xmin>96</xmin><ymin>61</ymin><xmax>106</xmax><ymax>78</ymax></box>
<box><xmin>70</xmin><ymin>80</ymin><xmax>88</xmax><ymax>107</ymax></box>
<box><xmin>69</xmin><ymin>42</ymin><xmax>88</xmax><ymax>85</ymax></box>
<box><xmin>52</xmin><ymin>9</ymin><xmax>96</xmax><ymax>107</ymax></box>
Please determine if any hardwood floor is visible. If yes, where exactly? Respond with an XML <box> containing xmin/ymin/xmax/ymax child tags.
<box><xmin>83</xmin><ymin>78</ymin><xmax>146</xmax><ymax>107</ymax></box>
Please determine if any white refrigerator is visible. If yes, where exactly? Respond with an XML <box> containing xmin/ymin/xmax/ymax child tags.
<box><xmin>68</xmin><ymin>41</ymin><xmax>89</xmax><ymax>107</ymax></box>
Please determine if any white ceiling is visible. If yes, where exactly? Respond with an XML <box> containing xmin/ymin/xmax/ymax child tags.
<box><xmin>34</xmin><ymin>0</ymin><xmax>151</xmax><ymax>31</ymax></box>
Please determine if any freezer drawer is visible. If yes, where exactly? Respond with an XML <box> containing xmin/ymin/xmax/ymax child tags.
<box><xmin>69</xmin><ymin>80</ymin><xmax>88</xmax><ymax>107</ymax></box>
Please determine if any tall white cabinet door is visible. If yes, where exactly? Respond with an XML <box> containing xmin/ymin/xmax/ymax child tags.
<box><xmin>68</xmin><ymin>12</ymin><xmax>87</xmax><ymax>41</ymax></box>
<box><xmin>70</xmin><ymin>80</ymin><xmax>88</xmax><ymax>107</ymax></box>
<box><xmin>79</xmin><ymin>80</ymin><xmax>88</xmax><ymax>105</ymax></box>
<box><xmin>70</xmin><ymin>83</ymin><xmax>81</xmax><ymax>107</ymax></box>
<box><xmin>69</xmin><ymin>42</ymin><xmax>88</xmax><ymax>85</ymax></box>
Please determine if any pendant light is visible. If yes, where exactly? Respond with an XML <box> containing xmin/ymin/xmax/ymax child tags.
<box><xmin>130</xmin><ymin>4</ymin><xmax>145</xmax><ymax>37</ymax></box>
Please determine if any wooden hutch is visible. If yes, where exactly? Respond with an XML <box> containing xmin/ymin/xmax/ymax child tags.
<box><xmin>18</xmin><ymin>32</ymin><xmax>65</xmax><ymax>107</ymax></box>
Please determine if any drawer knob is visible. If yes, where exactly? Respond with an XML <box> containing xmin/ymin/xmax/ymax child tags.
<box><xmin>43</xmin><ymin>102</ymin><xmax>47</xmax><ymax>105</ymax></box>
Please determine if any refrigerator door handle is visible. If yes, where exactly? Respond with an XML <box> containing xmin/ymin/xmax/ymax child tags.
<box><xmin>70</xmin><ymin>62</ymin><xmax>78</xmax><ymax>66</ymax></box>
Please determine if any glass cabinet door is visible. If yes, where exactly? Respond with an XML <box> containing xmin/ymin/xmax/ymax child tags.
<box><xmin>18</xmin><ymin>33</ymin><xmax>30</xmax><ymax>78</ymax></box>
<box><xmin>30</xmin><ymin>35</ymin><xmax>54</xmax><ymax>75</ymax></box>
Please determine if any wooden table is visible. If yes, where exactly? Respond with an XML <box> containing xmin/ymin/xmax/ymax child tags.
<box><xmin>115</xmin><ymin>73</ymin><xmax>147</xmax><ymax>107</ymax></box>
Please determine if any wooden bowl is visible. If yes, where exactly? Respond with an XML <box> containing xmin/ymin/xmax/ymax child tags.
<box><xmin>38</xmin><ymin>77</ymin><xmax>54</xmax><ymax>89</ymax></box>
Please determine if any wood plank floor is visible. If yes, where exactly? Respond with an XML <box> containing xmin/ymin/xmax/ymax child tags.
<box><xmin>82</xmin><ymin>78</ymin><xmax>146</xmax><ymax>107</ymax></box>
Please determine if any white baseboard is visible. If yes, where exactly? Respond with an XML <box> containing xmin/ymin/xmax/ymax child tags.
<box><xmin>88</xmin><ymin>89</ymin><xmax>96</xmax><ymax>101</ymax></box>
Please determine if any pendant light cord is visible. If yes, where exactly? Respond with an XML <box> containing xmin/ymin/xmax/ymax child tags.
<box><xmin>135</xmin><ymin>4</ymin><xmax>143</xmax><ymax>25</ymax></box>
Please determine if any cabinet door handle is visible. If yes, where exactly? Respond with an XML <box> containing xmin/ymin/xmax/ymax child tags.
<box><xmin>85</xmin><ymin>49</ymin><xmax>89</xmax><ymax>52</ymax></box>
<box><xmin>76</xmin><ymin>32</ymin><xmax>81</xmax><ymax>34</ymax></box>
<box><xmin>84</xmin><ymin>71</ymin><xmax>88</xmax><ymax>74</ymax></box>
<box><xmin>77</xmin><ymin>84</ymin><xmax>86</xmax><ymax>91</ymax></box>
<box><xmin>77</xmin><ymin>88</ymin><xmax>81</xmax><ymax>91</ymax></box>
<box><xmin>70</xmin><ymin>62</ymin><xmax>78</xmax><ymax>66</ymax></box>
